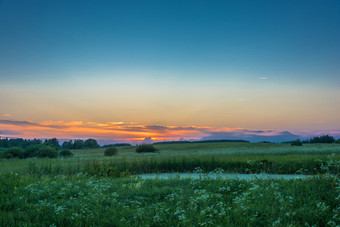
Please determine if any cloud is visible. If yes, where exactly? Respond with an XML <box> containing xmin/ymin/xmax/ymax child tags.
<box><xmin>0</xmin><ymin>120</ymin><xmax>39</xmax><ymax>126</ymax></box>
<box><xmin>2</xmin><ymin>118</ymin><xmax>337</xmax><ymax>143</ymax></box>
<box><xmin>238</xmin><ymin>129</ymin><xmax>273</xmax><ymax>134</ymax></box>
<box><xmin>0</xmin><ymin>113</ymin><xmax>11</xmax><ymax>117</ymax></box>
<box><xmin>144</xmin><ymin>125</ymin><xmax>168</xmax><ymax>131</ymax></box>
<box><xmin>0</xmin><ymin>120</ymin><xmax>68</xmax><ymax>129</ymax></box>
<box><xmin>0</xmin><ymin>129</ymin><xmax>21</xmax><ymax>136</ymax></box>
<box><xmin>141</xmin><ymin>137</ymin><xmax>154</xmax><ymax>144</ymax></box>
<box><xmin>259</xmin><ymin>77</ymin><xmax>267</xmax><ymax>80</ymax></box>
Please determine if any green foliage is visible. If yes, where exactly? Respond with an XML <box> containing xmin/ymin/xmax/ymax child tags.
<box><xmin>104</xmin><ymin>147</ymin><xmax>118</xmax><ymax>156</ymax></box>
<box><xmin>85</xmin><ymin>162</ymin><xmax>129</xmax><ymax>177</ymax></box>
<box><xmin>59</xmin><ymin>149</ymin><xmax>73</xmax><ymax>157</ymax></box>
<box><xmin>36</xmin><ymin>146</ymin><xmax>59</xmax><ymax>158</ymax></box>
<box><xmin>136</xmin><ymin>144</ymin><xmax>157</xmax><ymax>153</ymax></box>
<box><xmin>336</xmin><ymin>139</ymin><xmax>340</xmax><ymax>144</ymax></box>
<box><xmin>306</xmin><ymin>135</ymin><xmax>335</xmax><ymax>143</ymax></box>
<box><xmin>84</xmin><ymin>139</ymin><xmax>100</xmax><ymax>149</ymax></box>
<box><xmin>291</xmin><ymin>139</ymin><xmax>302</xmax><ymax>146</ymax></box>
<box><xmin>0</xmin><ymin>142</ymin><xmax>340</xmax><ymax>226</ymax></box>
<box><xmin>0</xmin><ymin>144</ymin><xmax>60</xmax><ymax>159</ymax></box>
<box><xmin>73</xmin><ymin>139</ymin><xmax>85</xmax><ymax>149</ymax></box>
<box><xmin>62</xmin><ymin>140</ymin><xmax>73</xmax><ymax>149</ymax></box>
<box><xmin>0</xmin><ymin>174</ymin><xmax>338</xmax><ymax>226</ymax></box>
<box><xmin>102</xmin><ymin>143</ymin><xmax>132</xmax><ymax>148</ymax></box>
<box><xmin>43</xmin><ymin>138</ymin><xmax>60</xmax><ymax>149</ymax></box>
<box><xmin>0</xmin><ymin>147</ymin><xmax>25</xmax><ymax>159</ymax></box>
<box><xmin>0</xmin><ymin>138</ymin><xmax>42</xmax><ymax>148</ymax></box>
<box><xmin>24</xmin><ymin>144</ymin><xmax>44</xmax><ymax>158</ymax></box>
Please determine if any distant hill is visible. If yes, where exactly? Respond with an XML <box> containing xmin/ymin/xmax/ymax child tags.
<box><xmin>201</xmin><ymin>131</ymin><xmax>300</xmax><ymax>143</ymax></box>
<box><xmin>153</xmin><ymin>139</ymin><xmax>249</xmax><ymax>145</ymax></box>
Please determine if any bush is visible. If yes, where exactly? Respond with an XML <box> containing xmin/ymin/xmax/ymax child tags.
<box><xmin>0</xmin><ymin>145</ymin><xmax>59</xmax><ymax>159</ymax></box>
<box><xmin>0</xmin><ymin>150</ymin><xmax>13</xmax><ymax>159</ymax></box>
<box><xmin>0</xmin><ymin>147</ymin><xmax>25</xmax><ymax>159</ymax></box>
<box><xmin>36</xmin><ymin>146</ymin><xmax>59</xmax><ymax>158</ymax></box>
<box><xmin>59</xmin><ymin>149</ymin><xmax>73</xmax><ymax>157</ymax></box>
<box><xmin>135</xmin><ymin>144</ymin><xmax>157</xmax><ymax>153</ymax></box>
<box><xmin>104</xmin><ymin>147</ymin><xmax>118</xmax><ymax>156</ymax></box>
<box><xmin>291</xmin><ymin>139</ymin><xmax>303</xmax><ymax>146</ymax></box>
<box><xmin>24</xmin><ymin>144</ymin><xmax>44</xmax><ymax>158</ymax></box>
<box><xmin>336</xmin><ymin>139</ymin><xmax>340</xmax><ymax>144</ymax></box>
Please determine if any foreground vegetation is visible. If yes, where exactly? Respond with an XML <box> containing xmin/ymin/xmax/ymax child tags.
<box><xmin>0</xmin><ymin>142</ymin><xmax>339</xmax><ymax>226</ymax></box>
<box><xmin>0</xmin><ymin>173</ymin><xmax>338</xmax><ymax>226</ymax></box>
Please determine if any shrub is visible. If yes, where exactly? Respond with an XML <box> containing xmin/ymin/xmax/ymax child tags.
<box><xmin>59</xmin><ymin>149</ymin><xmax>73</xmax><ymax>157</ymax></box>
<box><xmin>24</xmin><ymin>144</ymin><xmax>44</xmax><ymax>158</ymax></box>
<box><xmin>85</xmin><ymin>163</ymin><xmax>130</xmax><ymax>177</ymax></box>
<box><xmin>135</xmin><ymin>144</ymin><xmax>157</xmax><ymax>153</ymax></box>
<box><xmin>336</xmin><ymin>139</ymin><xmax>340</xmax><ymax>144</ymax></box>
<box><xmin>104</xmin><ymin>147</ymin><xmax>118</xmax><ymax>156</ymax></box>
<box><xmin>0</xmin><ymin>147</ymin><xmax>25</xmax><ymax>159</ymax></box>
<box><xmin>0</xmin><ymin>149</ymin><xmax>13</xmax><ymax>159</ymax></box>
<box><xmin>36</xmin><ymin>146</ymin><xmax>59</xmax><ymax>158</ymax></box>
<box><xmin>291</xmin><ymin>139</ymin><xmax>303</xmax><ymax>146</ymax></box>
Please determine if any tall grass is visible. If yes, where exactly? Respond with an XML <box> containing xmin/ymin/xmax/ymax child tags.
<box><xmin>8</xmin><ymin>153</ymin><xmax>338</xmax><ymax>176</ymax></box>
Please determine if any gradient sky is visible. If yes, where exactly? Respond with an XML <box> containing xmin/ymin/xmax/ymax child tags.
<box><xmin>1</xmin><ymin>0</ymin><xmax>340</xmax><ymax>141</ymax></box>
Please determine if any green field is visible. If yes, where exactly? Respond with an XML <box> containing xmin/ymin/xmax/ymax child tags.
<box><xmin>1</xmin><ymin>142</ymin><xmax>339</xmax><ymax>175</ymax></box>
<box><xmin>1</xmin><ymin>142</ymin><xmax>339</xmax><ymax>226</ymax></box>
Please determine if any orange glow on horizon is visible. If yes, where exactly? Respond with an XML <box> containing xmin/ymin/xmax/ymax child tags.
<box><xmin>0</xmin><ymin>119</ymin><xmax>308</xmax><ymax>143</ymax></box>
<box><xmin>0</xmin><ymin>120</ymin><xmax>212</xmax><ymax>142</ymax></box>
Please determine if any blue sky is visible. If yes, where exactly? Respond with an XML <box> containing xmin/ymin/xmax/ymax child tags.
<box><xmin>0</xmin><ymin>0</ymin><xmax>339</xmax><ymax>140</ymax></box>
<box><xmin>1</xmin><ymin>0</ymin><xmax>339</xmax><ymax>83</ymax></box>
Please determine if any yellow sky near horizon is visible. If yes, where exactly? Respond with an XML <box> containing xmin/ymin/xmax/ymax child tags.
<box><xmin>1</xmin><ymin>76</ymin><xmax>339</xmax><ymax>134</ymax></box>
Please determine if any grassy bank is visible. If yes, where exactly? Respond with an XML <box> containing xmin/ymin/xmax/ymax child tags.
<box><xmin>0</xmin><ymin>173</ymin><xmax>338</xmax><ymax>226</ymax></box>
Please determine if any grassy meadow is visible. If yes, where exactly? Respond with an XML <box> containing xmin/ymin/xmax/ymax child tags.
<box><xmin>1</xmin><ymin>142</ymin><xmax>339</xmax><ymax>226</ymax></box>
<box><xmin>1</xmin><ymin>142</ymin><xmax>339</xmax><ymax>175</ymax></box>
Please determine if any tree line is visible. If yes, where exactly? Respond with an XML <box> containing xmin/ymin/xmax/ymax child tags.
<box><xmin>61</xmin><ymin>139</ymin><xmax>100</xmax><ymax>149</ymax></box>
<box><xmin>0</xmin><ymin>138</ymin><xmax>100</xmax><ymax>149</ymax></box>
<box><xmin>291</xmin><ymin>135</ymin><xmax>340</xmax><ymax>146</ymax></box>
<box><xmin>303</xmin><ymin>135</ymin><xmax>338</xmax><ymax>144</ymax></box>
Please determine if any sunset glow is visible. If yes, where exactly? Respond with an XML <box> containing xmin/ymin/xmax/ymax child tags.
<box><xmin>1</xmin><ymin>0</ymin><xmax>339</xmax><ymax>142</ymax></box>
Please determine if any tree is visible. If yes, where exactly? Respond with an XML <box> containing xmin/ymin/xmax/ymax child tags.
<box><xmin>308</xmin><ymin>135</ymin><xmax>335</xmax><ymax>143</ymax></box>
<box><xmin>1</xmin><ymin>138</ymin><xmax>9</xmax><ymax>148</ymax></box>
<box><xmin>73</xmin><ymin>139</ymin><xmax>84</xmax><ymax>149</ymax></box>
<box><xmin>8</xmin><ymin>138</ymin><xmax>25</xmax><ymax>148</ymax></box>
<box><xmin>62</xmin><ymin>140</ymin><xmax>73</xmax><ymax>149</ymax></box>
<box><xmin>36</xmin><ymin>146</ymin><xmax>59</xmax><ymax>158</ymax></box>
<box><xmin>84</xmin><ymin>139</ymin><xmax>100</xmax><ymax>149</ymax></box>
<box><xmin>44</xmin><ymin>138</ymin><xmax>60</xmax><ymax>149</ymax></box>
<box><xmin>291</xmin><ymin>139</ymin><xmax>302</xmax><ymax>146</ymax></box>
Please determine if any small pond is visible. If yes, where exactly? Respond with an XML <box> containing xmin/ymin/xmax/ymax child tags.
<box><xmin>135</xmin><ymin>173</ymin><xmax>314</xmax><ymax>180</ymax></box>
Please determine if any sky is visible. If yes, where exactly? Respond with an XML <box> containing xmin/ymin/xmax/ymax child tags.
<box><xmin>1</xmin><ymin>0</ymin><xmax>340</xmax><ymax>142</ymax></box>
